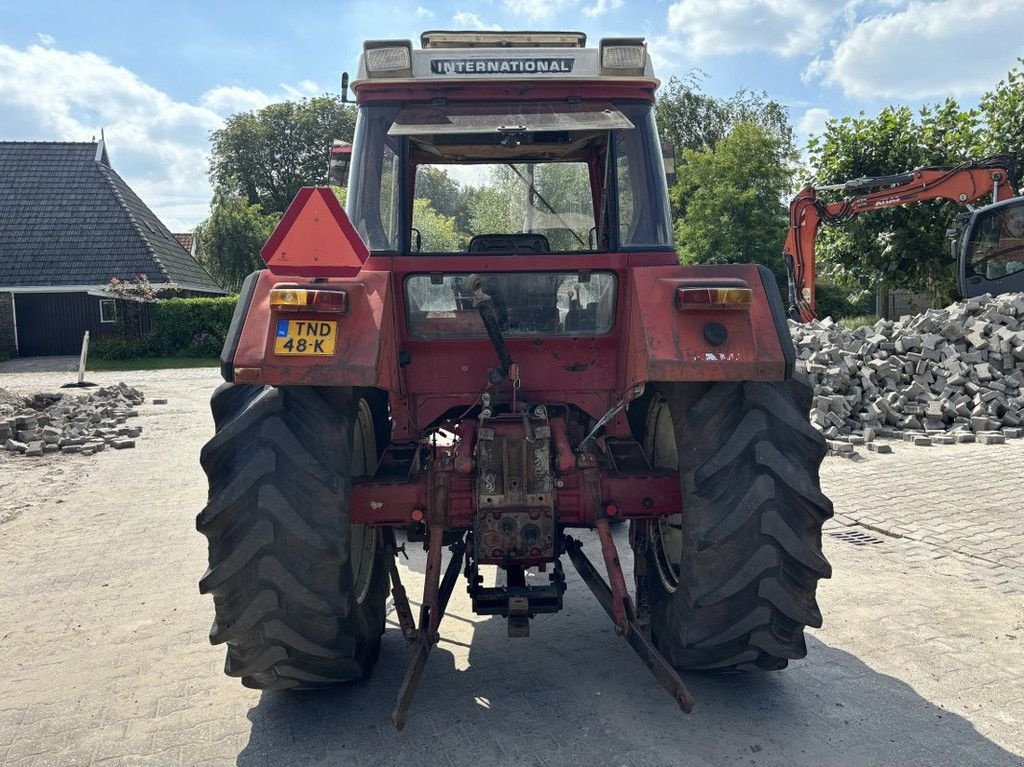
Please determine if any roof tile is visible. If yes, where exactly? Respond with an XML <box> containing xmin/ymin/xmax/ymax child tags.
<box><xmin>0</xmin><ymin>141</ymin><xmax>223</xmax><ymax>292</ymax></box>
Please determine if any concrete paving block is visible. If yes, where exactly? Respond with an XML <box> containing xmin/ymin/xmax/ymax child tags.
<box><xmin>826</xmin><ymin>439</ymin><xmax>855</xmax><ymax>453</ymax></box>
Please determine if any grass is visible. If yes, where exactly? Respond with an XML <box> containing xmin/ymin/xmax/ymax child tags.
<box><xmin>839</xmin><ymin>314</ymin><xmax>879</xmax><ymax>330</ymax></box>
<box><xmin>88</xmin><ymin>357</ymin><xmax>220</xmax><ymax>371</ymax></box>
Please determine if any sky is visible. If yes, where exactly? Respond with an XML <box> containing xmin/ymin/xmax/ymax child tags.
<box><xmin>1</xmin><ymin>0</ymin><xmax>1022</xmax><ymax>232</ymax></box>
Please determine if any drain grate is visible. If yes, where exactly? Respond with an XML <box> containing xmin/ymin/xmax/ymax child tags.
<box><xmin>828</xmin><ymin>530</ymin><xmax>885</xmax><ymax>546</ymax></box>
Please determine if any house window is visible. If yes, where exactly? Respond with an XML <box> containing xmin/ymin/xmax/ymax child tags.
<box><xmin>99</xmin><ymin>299</ymin><xmax>116</xmax><ymax>324</ymax></box>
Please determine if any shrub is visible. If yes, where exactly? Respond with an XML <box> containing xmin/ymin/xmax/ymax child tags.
<box><xmin>91</xmin><ymin>336</ymin><xmax>152</xmax><ymax>360</ymax></box>
<box><xmin>148</xmin><ymin>296</ymin><xmax>238</xmax><ymax>357</ymax></box>
<box><xmin>814</xmin><ymin>282</ymin><xmax>875</xmax><ymax>320</ymax></box>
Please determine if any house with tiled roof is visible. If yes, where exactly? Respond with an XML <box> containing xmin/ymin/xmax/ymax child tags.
<box><xmin>0</xmin><ymin>141</ymin><xmax>223</xmax><ymax>356</ymax></box>
<box><xmin>173</xmin><ymin>232</ymin><xmax>196</xmax><ymax>255</ymax></box>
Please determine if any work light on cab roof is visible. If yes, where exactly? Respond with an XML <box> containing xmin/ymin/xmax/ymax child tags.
<box><xmin>355</xmin><ymin>32</ymin><xmax>654</xmax><ymax>82</ymax></box>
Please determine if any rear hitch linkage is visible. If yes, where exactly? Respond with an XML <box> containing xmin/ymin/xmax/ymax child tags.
<box><xmin>390</xmin><ymin>529</ymin><xmax>467</xmax><ymax>731</ymax></box>
<box><xmin>564</xmin><ymin>532</ymin><xmax>695</xmax><ymax>714</ymax></box>
<box><xmin>388</xmin><ymin>523</ymin><xmax>693</xmax><ymax>730</ymax></box>
<box><xmin>382</xmin><ymin>529</ymin><xmax>417</xmax><ymax>642</ymax></box>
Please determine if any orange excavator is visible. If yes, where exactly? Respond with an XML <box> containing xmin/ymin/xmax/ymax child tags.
<box><xmin>784</xmin><ymin>156</ymin><xmax>1021</xmax><ymax>322</ymax></box>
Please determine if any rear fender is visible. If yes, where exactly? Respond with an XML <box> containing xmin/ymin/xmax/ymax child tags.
<box><xmin>624</xmin><ymin>264</ymin><xmax>794</xmax><ymax>384</ymax></box>
<box><xmin>226</xmin><ymin>269</ymin><xmax>399</xmax><ymax>389</ymax></box>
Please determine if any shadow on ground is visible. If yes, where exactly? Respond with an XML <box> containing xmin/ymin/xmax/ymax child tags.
<box><xmin>237</xmin><ymin>619</ymin><xmax>1022</xmax><ymax>767</ymax></box>
<box><xmin>0</xmin><ymin>355</ymin><xmax>79</xmax><ymax>374</ymax></box>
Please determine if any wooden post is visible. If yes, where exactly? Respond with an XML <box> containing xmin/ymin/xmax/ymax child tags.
<box><xmin>78</xmin><ymin>331</ymin><xmax>90</xmax><ymax>384</ymax></box>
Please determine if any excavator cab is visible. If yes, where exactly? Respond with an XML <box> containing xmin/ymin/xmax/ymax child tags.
<box><xmin>959</xmin><ymin>197</ymin><xmax>1024</xmax><ymax>297</ymax></box>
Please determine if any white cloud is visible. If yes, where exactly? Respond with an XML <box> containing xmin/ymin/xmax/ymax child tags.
<box><xmin>805</xmin><ymin>0</ymin><xmax>1024</xmax><ymax>99</ymax></box>
<box><xmin>200</xmin><ymin>85</ymin><xmax>274</xmax><ymax>114</ymax></box>
<box><xmin>0</xmin><ymin>42</ymin><xmax>319</xmax><ymax>230</ymax></box>
<box><xmin>797</xmin><ymin>107</ymin><xmax>831</xmax><ymax>140</ymax></box>
<box><xmin>35</xmin><ymin>33</ymin><xmax>55</xmax><ymax>47</ymax></box>
<box><xmin>416</xmin><ymin>5</ymin><xmax>435</xmax><ymax>18</ymax></box>
<box><xmin>500</xmin><ymin>0</ymin><xmax>619</xmax><ymax>20</ymax></box>
<box><xmin>199</xmin><ymin>80</ymin><xmax>322</xmax><ymax>115</ymax></box>
<box><xmin>582</xmin><ymin>0</ymin><xmax>624</xmax><ymax>17</ymax></box>
<box><xmin>665</xmin><ymin>0</ymin><xmax>844</xmax><ymax>58</ymax></box>
<box><xmin>500</xmin><ymin>0</ymin><xmax>571</xmax><ymax>21</ymax></box>
<box><xmin>647</xmin><ymin>35</ymin><xmax>688</xmax><ymax>71</ymax></box>
<box><xmin>453</xmin><ymin>11</ymin><xmax>502</xmax><ymax>30</ymax></box>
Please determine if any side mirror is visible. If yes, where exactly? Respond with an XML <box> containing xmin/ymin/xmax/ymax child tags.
<box><xmin>661</xmin><ymin>140</ymin><xmax>676</xmax><ymax>187</ymax></box>
<box><xmin>947</xmin><ymin>212</ymin><xmax>971</xmax><ymax>260</ymax></box>
<box><xmin>328</xmin><ymin>140</ymin><xmax>352</xmax><ymax>187</ymax></box>
<box><xmin>411</xmin><ymin>227</ymin><xmax>422</xmax><ymax>253</ymax></box>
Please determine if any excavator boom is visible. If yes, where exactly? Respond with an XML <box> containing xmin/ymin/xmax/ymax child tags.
<box><xmin>785</xmin><ymin>157</ymin><xmax>1017</xmax><ymax>322</ymax></box>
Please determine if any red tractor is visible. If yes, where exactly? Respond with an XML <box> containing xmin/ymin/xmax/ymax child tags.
<box><xmin>198</xmin><ymin>31</ymin><xmax>833</xmax><ymax>728</ymax></box>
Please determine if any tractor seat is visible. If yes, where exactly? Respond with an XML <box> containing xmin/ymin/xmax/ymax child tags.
<box><xmin>468</xmin><ymin>234</ymin><xmax>550</xmax><ymax>254</ymax></box>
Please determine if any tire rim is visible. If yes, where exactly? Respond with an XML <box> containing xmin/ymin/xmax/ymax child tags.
<box><xmin>350</xmin><ymin>399</ymin><xmax>378</xmax><ymax>605</ymax></box>
<box><xmin>644</xmin><ymin>396</ymin><xmax>683</xmax><ymax>593</ymax></box>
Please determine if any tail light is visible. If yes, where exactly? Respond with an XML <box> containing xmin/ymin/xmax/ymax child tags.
<box><xmin>675</xmin><ymin>283</ymin><xmax>753</xmax><ymax>310</ymax></box>
<box><xmin>270</xmin><ymin>286</ymin><xmax>349</xmax><ymax>314</ymax></box>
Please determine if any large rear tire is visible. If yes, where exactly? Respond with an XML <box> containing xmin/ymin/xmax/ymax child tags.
<box><xmin>633</xmin><ymin>379</ymin><xmax>833</xmax><ymax>671</ymax></box>
<box><xmin>197</xmin><ymin>383</ymin><xmax>388</xmax><ymax>689</ymax></box>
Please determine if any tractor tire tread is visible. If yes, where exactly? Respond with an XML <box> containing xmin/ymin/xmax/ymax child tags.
<box><xmin>198</xmin><ymin>383</ymin><xmax>387</xmax><ymax>690</ymax></box>
<box><xmin>641</xmin><ymin>379</ymin><xmax>832</xmax><ymax>671</ymax></box>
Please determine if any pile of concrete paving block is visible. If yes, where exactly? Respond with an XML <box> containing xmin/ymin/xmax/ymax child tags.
<box><xmin>792</xmin><ymin>292</ymin><xmax>1024</xmax><ymax>455</ymax></box>
<box><xmin>0</xmin><ymin>383</ymin><xmax>145</xmax><ymax>458</ymax></box>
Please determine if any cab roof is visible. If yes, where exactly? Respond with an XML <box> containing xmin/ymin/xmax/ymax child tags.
<box><xmin>352</xmin><ymin>31</ymin><xmax>658</xmax><ymax>92</ymax></box>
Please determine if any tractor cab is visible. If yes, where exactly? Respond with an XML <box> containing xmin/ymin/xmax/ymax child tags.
<box><xmin>344</xmin><ymin>33</ymin><xmax>674</xmax><ymax>341</ymax></box>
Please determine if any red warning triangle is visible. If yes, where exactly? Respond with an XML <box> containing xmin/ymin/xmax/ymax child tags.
<box><xmin>261</xmin><ymin>187</ymin><xmax>369</xmax><ymax>277</ymax></box>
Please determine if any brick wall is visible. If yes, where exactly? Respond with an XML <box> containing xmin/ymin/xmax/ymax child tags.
<box><xmin>0</xmin><ymin>292</ymin><xmax>17</xmax><ymax>356</ymax></box>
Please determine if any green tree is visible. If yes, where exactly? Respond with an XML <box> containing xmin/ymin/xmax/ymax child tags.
<box><xmin>980</xmin><ymin>58</ymin><xmax>1024</xmax><ymax>189</ymax></box>
<box><xmin>657</xmin><ymin>74</ymin><xmax>796</xmax><ymax>233</ymax></box>
<box><xmin>194</xmin><ymin>195</ymin><xmax>281</xmax><ymax>291</ymax></box>
<box><xmin>808</xmin><ymin>102</ymin><xmax>985</xmax><ymax>305</ymax></box>
<box><xmin>657</xmin><ymin>73</ymin><xmax>794</xmax><ymax>154</ymax></box>
<box><xmin>468</xmin><ymin>183</ymin><xmax>518</xmax><ymax>237</ymax></box>
<box><xmin>673</xmin><ymin>122</ymin><xmax>795</xmax><ymax>286</ymax></box>
<box><xmin>209</xmin><ymin>95</ymin><xmax>357</xmax><ymax>214</ymax></box>
<box><xmin>412</xmin><ymin>198</ymin><xmax>467</xmax><ymax>252</ymax></box>
<box><xmin>656</xmin><ymin>73</ymin><xmax>731</xmax><ymax>153</ymax></box>
<box><xmin>416</xmin><ymin>167</ymin><xmax>473</xmax><ymax>231</ymax></box>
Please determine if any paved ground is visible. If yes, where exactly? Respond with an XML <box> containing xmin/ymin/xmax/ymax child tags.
<box><xmin>1</xmin><ymin>365</ymin><xmax>1022</xmax><ymax>766</ymax></box>
<box><xmin>0</xmin><ymin>357</ymin><xmax>80</xmax><ymax>374</ymax></box>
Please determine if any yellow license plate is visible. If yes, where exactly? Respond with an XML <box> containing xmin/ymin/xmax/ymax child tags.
<box><xmin>273</xmin><ymin>320</ymin><xmax>337</xmax><ymax>356</ymax></box>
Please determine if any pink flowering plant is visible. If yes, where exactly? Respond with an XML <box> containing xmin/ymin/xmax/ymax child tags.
<box><xmin>103</xmin><ymin>274</ymin><xmax>173</xmax><ymax>336</ymax></box>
